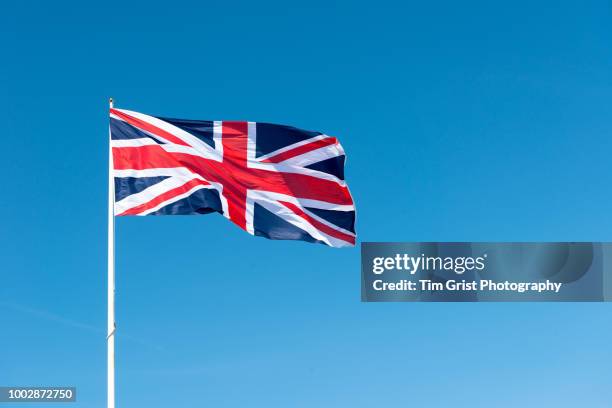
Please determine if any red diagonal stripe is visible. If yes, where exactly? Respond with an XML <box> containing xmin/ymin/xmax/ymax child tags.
<box><xmin>118</xmin><ymin>178</ymin><xmax>210</xmax><ymax>216</ymax></box>
<box><xmin>261</xmin><ymin>137</ymin><xmax>338</xmax><ymax>163</ymax></box>
<box><xmin>111</xmin><ymin>109</ymin><xmax>191</xmax><ymax>147</ymax></box>
<box><xmin>278</xmin><ymin>200</ymin><xmax>355</xmax><ymax>245</ymax></box>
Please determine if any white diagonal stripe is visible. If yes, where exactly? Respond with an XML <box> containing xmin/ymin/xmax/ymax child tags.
<box><xmin>114</xmin><ymin>167</ymin><xmax>207</xmax><ymax>181</ymax></box>
<box><xmin>256</xmin><ymin>134</ymin><xmax>329</xmax><ymax>162</ymax></box>
<box><xmin>115</xmin><ymin>176</ymin><xmax>199</xmax><ymax>215</ymax></box>
<box><xmin>115</xmin><ymin>109</ymin><xmax>222</xmax><ymax>162</ymax></box>
<box><xmin>137</xmin><ymin>184</ymin><xmax>213</xmax><ymax>216</ymax></box>
<box><xmin>253</xmin><ymin>195</ymin><xmax>352</xmax><ymax>247</ymax></box>
<box><xmin>277</xmin><ymin>143</ymin><xmax>345</xmax><ymax>167</ymax></box>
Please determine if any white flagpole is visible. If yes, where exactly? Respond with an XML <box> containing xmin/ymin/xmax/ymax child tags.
<box><xmin>107</xmin><ymin>97</ymin><xmax>116</xmax><ymax>408</ymax></box>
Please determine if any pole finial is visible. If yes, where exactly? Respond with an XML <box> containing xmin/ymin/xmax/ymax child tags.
<box><xmin>109</xmin><ymin>98</ymin><xmax>114</xmax><ymax>109</ymax></box>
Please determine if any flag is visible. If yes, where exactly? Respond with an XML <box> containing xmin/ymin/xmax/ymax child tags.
<box><xmin>109</xmin><ymin>109</ymin><xmax>356</xmax><ymax>247</ymax></box>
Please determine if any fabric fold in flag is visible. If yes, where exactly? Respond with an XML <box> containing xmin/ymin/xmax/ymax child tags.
<box><xmin>110</xmin><ymin>108</ymin><xmax>356</xmax><ymax>247</ymax></box>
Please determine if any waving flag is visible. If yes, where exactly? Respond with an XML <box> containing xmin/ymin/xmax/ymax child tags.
<box><xmin>109</xmin><ymin>109</ymin><xmax>356</xmax><ymax>247</ymax></box>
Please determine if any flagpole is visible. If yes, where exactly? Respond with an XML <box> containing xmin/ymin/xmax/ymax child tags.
<box><xmin>107</xmin><ymin>97</ymin><xmax>116</xmax><ymax>408</ymax></box>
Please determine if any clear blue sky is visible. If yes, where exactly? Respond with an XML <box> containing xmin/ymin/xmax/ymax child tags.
<box><xmin>2</xmin><ymin>0</ymin><xmax>612</xmax><ymax>406</ymax></box>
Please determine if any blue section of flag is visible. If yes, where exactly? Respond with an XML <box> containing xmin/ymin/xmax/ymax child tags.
<box><xmin>305</xmin><ymin>207</ymin><xmax>355</xmax><ymax>233</ymax></box>
<box><xmin>153</xmin><ymin>188</ymin><xmax>222</xmax><ymax>215</ymax></box>
<box><xmin>156</xmin><ymin>117</ymin><xmax>215</xmax><ymax>149</ymax></box>
<box><xmin>253</xmin><ymin>203</ymin><xmax>322</xmax><ymax>244</ymax></box>
<box><xmin>305</xmin><ymin>156</ymin><xmax>346</xmax><ymax>180</ymax></box>
<box><xmin>110</xmin><ymin>117</ymin><xmax>165</xmax><ymax>144</ymax></box>
<box><xmin>254</xmin><ymin>122</ymin><xmax>321</xmax><ymax>158</ymax></box>
<box><xmin>114</xmin><ymin>176</ymin><xmax>169</xmax><ymax>202</ymax></box>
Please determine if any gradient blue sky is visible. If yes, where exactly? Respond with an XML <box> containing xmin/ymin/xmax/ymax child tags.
<box><xmin>2</xmin><ymin>0</ymin><xmax>612</xmax><ymax>407</ymax></box>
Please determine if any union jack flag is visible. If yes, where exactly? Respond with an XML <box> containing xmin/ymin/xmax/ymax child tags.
<box><xmin>110</xmin><ymin>108</ymin><xmax>356</xmax><ymax>247</ymax></box>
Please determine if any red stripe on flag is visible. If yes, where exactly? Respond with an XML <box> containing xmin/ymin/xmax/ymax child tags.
<box><xmin>117</xmin><ymin>178</ymin><xmax>210</xmax><ymax>216</ymax></box>
<box><xmin>261</xmin><ymin>137</ymin><xmax>338</xmax><ymax>163</ymax></box>
<box><xmin>110</xmin><ymin>109</ymin><xmax>191</xmax><ymax>147</ymax></box>
<box><xmin>278</xmin><ymin>200</ymin><xmax>355</xmax><ymax>245</ymax></box>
